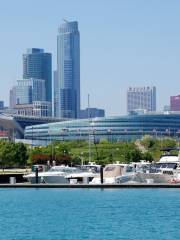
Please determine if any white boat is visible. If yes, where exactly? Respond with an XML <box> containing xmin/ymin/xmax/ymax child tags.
<box><xmin>90</xmin><ymin>164</ymin><xmax>137</xmax><ymax>184</ymax></box>
<box><xmin>65</xmin><ymin>171</ymin><xmax>99</xmax><ymax>184</ymax></box>
<box><xmin>138</xmin><ymin>154</ymin><xmax>180</xmax><ymax>183</ymax></box>
<box><xmin>23</xmin><ymin>166</ymin><xmax>81</xmax><ymax>184</ymax></box>
<box><xmin>64</xmin><ymin>164</ymin><xmax>101</xmax><ymax>184</ymax></box>
<box><xmin>79</xmin><ymin>164</ymin><xmax>101</xmax><ymax>173</ymax></box>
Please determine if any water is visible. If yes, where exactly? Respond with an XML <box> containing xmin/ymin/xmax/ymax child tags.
<box><xmin>0</xmin><ymin>188</ymin><xmax>180</xmax><ymax>240</ymax></box>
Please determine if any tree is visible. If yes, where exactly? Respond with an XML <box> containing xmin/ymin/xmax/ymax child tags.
<box><xmin>14</xmin><ymin>142</ymin><xmax>28</xmax><ymax>167</ymax></box>
<box><xmin>142</xmin><ymin>151</ymin><xmax>154</xmax><ymax>162</ymax></box>
<box><xmin>141</xmin><ymin>137</ymin><xmax>156</xmax><ymax>149</ymax></box>
<box><xmin>130</xmin><ymin>149</ymin><xmax>142</xmax><ymax>162</ymax></box>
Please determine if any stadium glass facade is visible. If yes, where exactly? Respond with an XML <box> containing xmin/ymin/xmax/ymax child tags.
<box><xmin>25</xmin><ymin>113</ymin><xmax>180</xmax><ymax>145</ymax></box>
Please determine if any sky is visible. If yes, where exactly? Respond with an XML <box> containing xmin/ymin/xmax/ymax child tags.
<box><xmin>1</xmin><ymin>0</ymin><xmax>180</xmax><ymax>116</ymax></box>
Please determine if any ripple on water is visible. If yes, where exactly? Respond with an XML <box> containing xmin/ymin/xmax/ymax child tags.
<box><xmin>0</xmin><ymin>189</ymin><xmax>180</xmax><ymax>240</ymax></box>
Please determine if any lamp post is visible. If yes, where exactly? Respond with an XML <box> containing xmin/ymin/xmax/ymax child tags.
<box><xmin>80</xmin><ymin>152</ymin><xmax>84</xmax><ymax>166</ymax></box>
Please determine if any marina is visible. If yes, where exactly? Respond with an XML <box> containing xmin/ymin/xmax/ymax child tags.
<box><xmin>20</xmin><ymin>150</ymin><xmax>180</xmax><ymax>186</ymax></box>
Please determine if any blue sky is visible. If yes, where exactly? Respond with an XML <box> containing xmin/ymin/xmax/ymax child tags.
<box><xmin>1</xmin><ymin>0</ymin><xmax>180</xmax><ymax>115</ymax></box>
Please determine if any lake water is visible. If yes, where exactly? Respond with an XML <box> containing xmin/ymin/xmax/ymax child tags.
<box><xmin>0</xmin><ymin>188</ymin><xmax>179</xmax><ymax>240</ymax></box>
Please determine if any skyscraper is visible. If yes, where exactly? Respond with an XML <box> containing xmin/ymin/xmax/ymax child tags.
<box><xmin>23</xmin><ymin>48</ymin><xmax>52</xmax><ymax>103</ymax></box>
<box><xmin>55</xmin><ymin>20</ymin><xmax>80</xmax><ymax>118</ymax></box>
<box><xmin>9</xmin><ymin>86</ymin><xmax>16</xmax><ymax>108</ymax></box>
<box><xmin>127</xmin><ymin>86</ymin><xmax>156</xmax><ymax>114</ymax></box>
<box><xmin>16</xmin><ymin>78</ymin><xmax>46</xmax><ymax>104</ymax></box>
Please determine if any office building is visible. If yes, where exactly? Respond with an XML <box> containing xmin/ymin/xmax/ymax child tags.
<box><xmin>127</xmin><ymin>86</ymin><xmax>156</xmax><ymax>114</ymax></box>
<box><xmin>9</xmin><ymin>86</ymin><xmax>17</xmax><ymax>108</ymax></box>
<box><xmin>53</xmin><ymin>70</ymin><xmax>58</xmax><ymax>117</ymax></box>
<box><xmin>80</xmin><ymin>108</ymin><xmax>105</xmax><ymax>119</ymax></box>
<box><xmin>23</xmin><ymin>48</ymin><xmax>52</xmax><ymax>103</ymax></box>
<box><xmin>15</xmin><ymin>101</ymin><xmax>52</xmax><ymax>117</ymax></box>
<box><xmin>16</xmin><ymin>78</ymin><xmax>46</xmax><ymax>104</ymax></box>
<box><xmin>0</xmin><ymin>101</ymin><xmax>4</xmax><ymax>110</ymax></box>
<box><xmin>170</xmin><ymin>95</ymin><xmax>180</xmax><ymax>111</ymax></box>
<box><xmin>55</xmin><ymin>20</ymin><xmax>80</xmax><ymax>119</ymax></box>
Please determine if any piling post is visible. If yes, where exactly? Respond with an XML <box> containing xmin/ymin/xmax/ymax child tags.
<box><xmin>35</xmin><ymin>167</ymin><xmax>39</xmax><ymax>184</ymax></box>
<box><xmin>100</xmin><ymin>165</ymin><xmax>104</xmax><ymax>184</ymax></box>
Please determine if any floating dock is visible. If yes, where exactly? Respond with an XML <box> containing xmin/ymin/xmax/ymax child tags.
<box><xmin>1</xmin><ymin>183</ymin><xmax>180</xmax><ymax>188</ymax></box>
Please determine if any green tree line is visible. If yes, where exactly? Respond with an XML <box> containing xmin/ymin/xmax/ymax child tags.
<box><xmin>0</xmin><ymin>136</ymin><xmax>178</xmax><ymax>168</ymax></box>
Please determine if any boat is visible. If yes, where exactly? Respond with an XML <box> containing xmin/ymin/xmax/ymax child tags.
<box><xmin>23</xmin><ymin>165</ymin><xmax>81</xmax><ymax>184</ymax></box>
<box><xmin>24</xmin><ymin>165</ymin><xmax>100</xmax><ymax>184</ymax></box>
<box><xmin>137</xmin><ymin>154</ymin><xmax>180</xmax><ymax>183</ymax></box>
<box><xmin>79</xmin><ymin>164</ymin><xmax>101</xmax><ymax>173</ymax></box>
<box><xmin>89</xmin><ymin>164</ymin><xmax>137</xmax><ymax>184</ymax></box>
<box><xmin>65</xmin><ymin>171</ymin><xmax>99</xmax><ymax>184</ymax></box>
<box><xmin>65</xmin><ymin>164</ymin><xmax>101</xmax><ymax>184</ymax></box>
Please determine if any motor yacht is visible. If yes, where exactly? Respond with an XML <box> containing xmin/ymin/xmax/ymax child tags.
<box><xmin>23</xmin><ymin>166</ymin><xmax>81</xmax><ymax>184</ymax></box>
<box><xmin>65</xmin><ymin>171</ymin><xmax>99</xmax><ymax>184</ymax></box>
<box><xmin>89</xmin><ymin>164</ymin><xmax>137</xmax><ymax>184</ymax></box>
<box><xmin>65</xmin><ymin>164</ymin><xmax>101</xmax><ymax>184</ymax></box>
<box><xmin>137</xmin><ymin>154</ymin><xmax>180</xmax><ymax>183</ymax></box>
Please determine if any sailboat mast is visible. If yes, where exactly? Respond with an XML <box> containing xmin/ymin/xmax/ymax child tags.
<box><xmin>88</xmin><ymin>94</ymin><xmax>91</xmax><ymax>163</ymax></box>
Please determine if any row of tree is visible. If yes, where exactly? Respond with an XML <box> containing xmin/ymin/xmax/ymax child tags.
<box><xmin>0</xmin><ymin>136</ymin><xmax>178</xmax><ymax>168</ymax></box>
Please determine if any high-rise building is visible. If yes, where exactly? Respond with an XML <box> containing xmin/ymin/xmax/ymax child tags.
<box><xmin>53</xmin><ymin>70</ymin><xmax>58</xmax><ymax>117</ymax></box>
<box><xmin>23</xmin><ymin>48</ymin><xmax>52</xmax><ymax>103</ymax></box>
<box><xmin>127</xmin><ymin>86</ymin><xmax>156</xmax><ymax>114</ymax></box>
<box><xmin>16</xmin><ymin>78</ymin><xmax>46</xmax><ymax>104</ymax></box>
<box><xmin>170</xmin><ymin>95</ymin><xmax>180</xmax><ymax>111</ymax></box>
<box><xmin>55</xmin><ymin>20</ymin><xmax>80</xmax><ymax>119</ymax></box>
<box><xmin>10</xmin><ymin>86</ymin><xmax>16</xmax><ymax>108</ymax></box>
<box><xmin>0</xmin><ymin>101</ymin><xmax>4</xmax><ymax>110</ymax></box>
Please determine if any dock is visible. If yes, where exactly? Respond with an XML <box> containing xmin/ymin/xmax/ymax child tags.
<box><xmin>1</xmin><ymin>183</ymin><xmax>180</xmax><ymax>188</ymax></box>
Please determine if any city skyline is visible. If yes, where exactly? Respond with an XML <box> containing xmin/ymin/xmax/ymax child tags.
<box><xmin>1</xmin><ymin>0</ymin><xmax>180</xmax><ymax>115</ymax></box>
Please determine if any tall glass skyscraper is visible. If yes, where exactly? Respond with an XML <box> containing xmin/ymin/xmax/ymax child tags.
<box><xmin>23</xmin><ymin>48</ymin><xmax>52</xmax><ymax>103</ymax></box>
<box><xmin>55</xmin><ymin>21</ymin><xmax>80</xmax><ymax>118</ymax></box>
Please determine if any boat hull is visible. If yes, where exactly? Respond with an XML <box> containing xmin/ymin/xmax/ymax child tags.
<box><xmin>135</xmin><ymin>172</ymin><xmax>172</xmax><ymax>183</ymax></box>
<box><xmin>43</xmin><ymin>175</ymin><xmax>69</xmax><ymax>184</ymax></box>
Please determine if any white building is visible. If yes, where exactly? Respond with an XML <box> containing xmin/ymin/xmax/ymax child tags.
<box><xmin>127</xmin><ymin>86</ymin><xmax>156</xmax><ymax>114</ymax></box>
